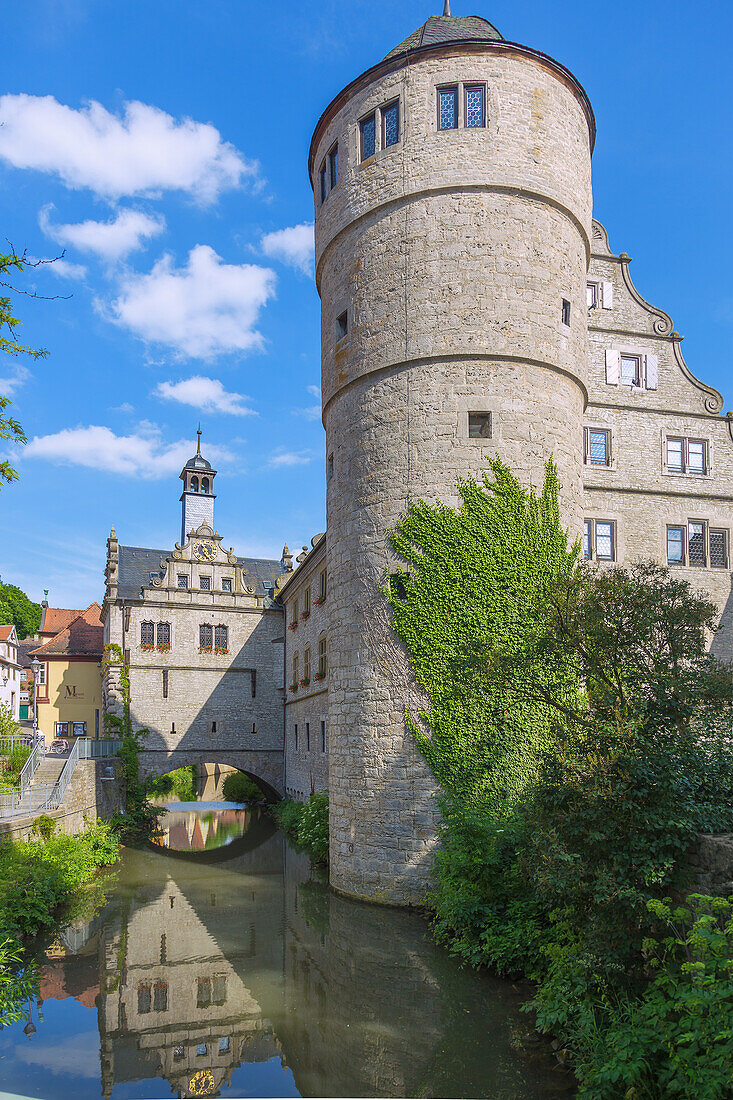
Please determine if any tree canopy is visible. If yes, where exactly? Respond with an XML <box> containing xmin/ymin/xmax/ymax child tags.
<box><xmin>0</xmin><ymin>583</ymin><xmax>42</xmax><ymax>639</ymax></box>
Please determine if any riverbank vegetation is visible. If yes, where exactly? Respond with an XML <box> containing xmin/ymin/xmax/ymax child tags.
<box><xmin>147</xmin><ymin>764</ymin><xmax>198</xmax><ymax>802</ymax></box>
<box><xmin>384</xmin><ymin>458</ymin><xmax>733</xmax><ymax>1099</ymax></box>
<box><xmin>221</xmin><ymin>771</ymin><xmax>264</xmax><ymax>802</ymax></box>
<box><xmin>272</xmin><ymin>792</ymin><xmax>329</xmax><ymax>863</ymax></box>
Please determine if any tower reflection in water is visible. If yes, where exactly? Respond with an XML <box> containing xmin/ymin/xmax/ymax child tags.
<box><xmin>35</xmin><ymin>807</ymin><xmax>569</xmax><ymax>1099</ymax></box>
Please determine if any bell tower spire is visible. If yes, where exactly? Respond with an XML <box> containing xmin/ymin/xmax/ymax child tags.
<box><xmin>179</xmin><ymin>428</ymin><xmax>217</xmax><ymax>545</ymax></box>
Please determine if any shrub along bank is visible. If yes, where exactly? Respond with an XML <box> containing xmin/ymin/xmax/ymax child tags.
<box><xmin>272</xmin><ymin>792</ymin><xmax>329</xmax><ymax>863</ymax></box>
<box><xmin>384</xmin><ymin>458</ymin><xmax>733</xmax><ymax>1099</ymax></box>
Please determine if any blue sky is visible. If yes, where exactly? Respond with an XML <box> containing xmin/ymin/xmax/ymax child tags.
<box><xmin>0</xmin><ymin>0</ymin><xmax>732</xmax><ymax>609</ymax></box>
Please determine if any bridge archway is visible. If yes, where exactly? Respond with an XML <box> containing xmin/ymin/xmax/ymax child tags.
<box><xmin>137</xmin><ymin>750</ymin><xmax>283</xmax><ymax>801</ymax></box>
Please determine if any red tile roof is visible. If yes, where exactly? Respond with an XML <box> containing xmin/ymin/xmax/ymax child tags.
<box><xmin>40</xmin><ymin>607</ymin><xmax>83</xmax><ymax>635</ymax></box>
<box><xmin>0</xmin><ymin>625</ymin><xmax>15</xmax><ymax>641</ymax></box>
<box><xmin>30</xmin><ymin>603</ymin><xmax>104</xmax><ymax>659</ymax></box>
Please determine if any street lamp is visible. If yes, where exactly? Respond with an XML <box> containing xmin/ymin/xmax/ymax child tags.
<box><xmin>30</xmin><ymin>657</ymin><xmax>41</xmax><ymax>744</ymax></box>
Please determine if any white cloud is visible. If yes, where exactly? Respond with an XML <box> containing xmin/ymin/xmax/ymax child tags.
<box><xmin>267</xmin><ymin>448</ymin><xmax>314</xmax><ymax>468</ymax></box>
<box><xmin>260</xmin><ymin>222</ymin><xmax>314</xmax><ymax>276</ymax></box>
<box><xmin>47</xmin><ymin>256</ymin><xmax>88</xmax><ymax>279</ymax></box>
<box><xmin>155</xmin><ymin>375</ymin><xmax>255</xmax><ymax>416</ymax></box>
<box><xmin>293</xmin><ymin>383</ymin><xmax>321</xmax><ymax>421</ymax></box>
<box><xmin>24</xmin><ymin>424</ymin><xmax>233</xmax><ymax>478</ymax></box>
<box><xmin>110</xmin><ymin>402</ymin><xmax>134</xmax><ymax>414</ymax></box>
<box><xmin>0</xmin><ymin>365</ymin><xmax>31</xmax><ymax>397</ymax></box>
<box><xmin>105</xmin><ymin>245</ymin><xmax>276</xmax><ymax>358</ymax></box>
<box><xmin>40</xmin><ymin>204</ymin><xmax>165</xmax><ymax>261</ymax></box>
<box><xmin>17</xmin><ymin>1029</ymin><xmax>100</xmax><ymax>1079</ymax></box>
<box><xmin>0</xmin><ymin>94</ymin><xmax>258</xmax><ymax>202</ymax></box>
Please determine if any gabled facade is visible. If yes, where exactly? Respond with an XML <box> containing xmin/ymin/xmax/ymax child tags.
<box><xmin>0</xmin><ymin>624</ymin><xmax>21</xmax><ymax>721</ymax></box>
<box><xmin>29</xmin><ymin>603</ymin><xmax>104</xmax><ymax>741</ymax></box>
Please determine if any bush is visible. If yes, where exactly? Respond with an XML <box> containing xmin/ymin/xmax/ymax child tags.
<box><xmin>272</xmin><ymin>793</ymin><xmax>329</xmax><ymax>863</ymax></box>
<box><xmin>222</xmin><ymin>771</ymin><xmax>263</xmax><ymax>803</ymax></box>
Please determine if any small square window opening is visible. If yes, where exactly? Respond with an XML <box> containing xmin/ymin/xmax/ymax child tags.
<box><xmin>177</xmin><ymin>575</ymin><xmax>189</xmax><ymax>589</ymax></box>
<box><xmin>587</xmin><ymin>283</ymin><xmax>598</xmax><ymax>308</ymax></box>
<box><xmin>200</xmin><ymin>576</ymin><xmax>211</xmax><ymax>591</ymax></box>
<box><xmin>336</xmin><ymin>311</ymin><xmax>348</xmax><ymax>339</ymax></box>
<box><xmin>222</xmin><ymin>578</ymin><xmax>232</xmax><ymax>592</ymax></box>
<box><xmin>562</xmin><ymin>299</ymin><xmax>571</xmax><ymax>326</ymax></box>
<box><xmin>468</xmin><ymin>412</ymin><xmax>492</xmax><ymax>439</ymax></box>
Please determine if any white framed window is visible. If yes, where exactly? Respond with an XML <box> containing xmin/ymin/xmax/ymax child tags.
<box><xmin>584</xmin><ymin>519</ymin><xmax>616</xmax><ymax>562</ymax></box>
<box><xmin>586</xmin><ymin>282</ymin><xmax>598</xmax><ymax>308</ymax></box>
<box><xmin>605</xmin><ymin>349</ymin><xmax>657</xmax><ymax>390</ymax></box>
<box><xmin>666</xmin><ymin>436</ymin><xmax>708</xmax><ymax>475</ymax></box>
<box><xmin>588</xmin><ymin>280</ymin><xmax>613</xmax><ymax>309</ymax></box>
<box><xmin>584</xmin><ymin>427</ymin><xmax>611</xmax><ymax>467</ymax></box>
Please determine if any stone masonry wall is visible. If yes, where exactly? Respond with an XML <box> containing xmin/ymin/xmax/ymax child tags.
<box><xmin>282</xmin><ymin>538</ymin><xmax>329</xmax><ymax>800</ymax></box>
<box><xmin>312</xmin><ymin>42</ymin><xmax>593</xmax><ymax>904</ymax></box>
<box><xmin>0</xmin><ymin>759</ymin><xmax>125</xmax><ymax>842</ymax></box>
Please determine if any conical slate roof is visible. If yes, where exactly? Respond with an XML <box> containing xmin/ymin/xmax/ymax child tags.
<box><xmin>384</xmin><ymin>14</ymin><xmax>503</xmax><ymax>60</ymax></box>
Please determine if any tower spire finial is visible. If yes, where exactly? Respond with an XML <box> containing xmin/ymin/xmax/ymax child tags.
<box><xmin>443</xmin><ymin>0</ymin><xmax>451</xmax><ymax>14</ymax></box>
<box><xmin>196</xmin><ymin>423</ymin><xmax>202</xmax><ymax>455</ymax></box>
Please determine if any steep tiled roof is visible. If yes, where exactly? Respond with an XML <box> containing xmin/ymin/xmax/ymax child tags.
<box><xmin>30</xmin><ymin>603</ymin><xmax>103</xmax><ymax>659</ymax></box>
<box><xmin>40</xmin><ymin>607</ymin><xmax>83</xmax><ymax>635</ymax></box>
<box><xmin>0</xmin><ymin>625</ymin><xmax>15</xmax><ymax>642</ymax></box>
<box><xmin>384</xmin><ymin>15</ymin><xmax>503</xmax><ymax>60</ymax></box>
<box><xmin>117</xmin><ymin>545</ymin><xmax>283</xmax><ymax>604</ymax></box>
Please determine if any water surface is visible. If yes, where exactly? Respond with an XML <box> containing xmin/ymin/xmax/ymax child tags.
<box><xmin>0</xmin><ymin>805</ymin><xmax>573</xmax><ymax>1099</ymax></box>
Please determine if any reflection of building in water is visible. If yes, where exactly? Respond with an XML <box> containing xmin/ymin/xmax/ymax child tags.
<box><xmin>98</xmin><ymin>835</ymin><xmax>285</xmax><ymax>1099</ymax></box>
<box><xmin>153</xmin><ymin>807</ymin><xmax>248</xmax><ymax>852</ymax></box>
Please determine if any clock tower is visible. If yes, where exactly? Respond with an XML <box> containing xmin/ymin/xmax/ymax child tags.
<box><xmin>179</xmin><ymin>426</ymin><xmax>217</xmax><ymax>546</ymax></box>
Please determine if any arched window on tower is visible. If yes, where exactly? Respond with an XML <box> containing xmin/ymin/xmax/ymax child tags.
<box><xmin>190</xmin><ymin>475</ymin><xmax>199</xmax><ymax>492</ymax></box>
<box><xmin>201</xmin><ymin>477</ymin><xmax>209</xmax><ymax>493</ymax></box>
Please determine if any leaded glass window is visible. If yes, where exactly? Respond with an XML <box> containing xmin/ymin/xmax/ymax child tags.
<box><xmin>329</xmin><ymin>144</ymin><xmax>338</xmax><ymax>187</ymax></box>
<box><xmin>465</xmin><ymin>85</ymin><xmax>484</xmax><ymax>127</ymax></box>
<box><xmin>688</xmin><ymin>521</ymin><xmax>706</xmax><ymax>566</ymax></box>
<box><xmin>222</xmin><ymin>578</ymin><xmax>232</xmax><ymax>592</ymax></box>
<box><xmin>438</xmin><ymin>86</ymin><xmax>458</xmax><ymax>130</ymax></box>
<box><xmin>595</xmin><ymin>521</ymin><xmax>615</xmax><ymax>561</ymax></box>
<box><xmin>383</xmin><ymin>100</ymin><xmax>399</xmax><ymax>147</ymax></box>
<box><xmin>710</xmin><ymin>529</ymin><xmax>729</xmax><ymax>568</ymax></box>
<box><xmin>214</xmin><ymin>625</ymin><xmax>228</xmax><ymax>651</ymax></box>
<box><xmin>157</xmin><ymin>622</ymin><xmax>170</xmax><ymax>647</ymax></box>
<box><xmin>177</xmin><ymin>574</ymin><xmax>188</xmax><ymax>589</ymax></box>
<box><xmin>360</xmin><ymin>113</ymin><xmax>376</xmax><ymax>160</ymax></box>
<box><xmin>200</xmin><ymin>576</ymin><xmax>211</xmax><ymax>591</ymax></box>
<box><xmin>200</xmin><ymin>623</ymin><xmax>213</xmax><ymax>650</ymax></box>
<box><xmin>141</xmin><ymin>621</ymin><xmax>154</xmax><ymax>646</ymax></box>
<box><xmin>667</xmin><ymin>526</ymin><xmax>685</xmax><ymax>565</ymax></box>
<box><xmin>586</xmin><ymin>428</ymin><xmax>610</xmax><ymax>467</ymax></box>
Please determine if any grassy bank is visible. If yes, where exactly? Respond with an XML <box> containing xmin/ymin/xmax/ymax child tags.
<box><xmin>271</xmin><ymin>792</ymin><xmax>329</xmax><ymax>863</ymax></box>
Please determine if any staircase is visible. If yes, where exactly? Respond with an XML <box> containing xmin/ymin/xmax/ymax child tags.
<box><xmin>31</xmin><ymin>754</ymin><xmax>68</xmax><ymax>787</ymax></box>
<box><xmin>0</xmin><ymin>739</ymin><xmax>122</xmax><ymax>820</ymax></box>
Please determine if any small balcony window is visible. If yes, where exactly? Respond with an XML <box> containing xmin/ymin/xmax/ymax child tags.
<box><xmin>360</xmin><ymin>113</ymin><xmax>376</xmax><ymax>160</ymax></box>
<box><xmin>438</xmin><ymin>86</ymin><xmax>458</xmax><ymax>130</ymax></box>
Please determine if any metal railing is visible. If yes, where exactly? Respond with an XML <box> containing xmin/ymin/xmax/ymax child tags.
<box><xmin>0</xmin><ymin>738</ymin><xmax>121</xmax><ymax>821</ymax></box>
<box><xmin>18</xmin><ymin>738</ymin><xmax>44</xmax><ymax>799</ymax></box>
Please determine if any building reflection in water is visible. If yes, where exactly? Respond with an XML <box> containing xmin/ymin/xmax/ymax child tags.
<box><xmin>35</xmin><ymin>807</ymin><xmax>570</xmax><ymax>1100</ymax></box>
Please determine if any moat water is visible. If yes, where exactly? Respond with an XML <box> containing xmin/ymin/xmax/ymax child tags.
<box><xmin>0</xmin><ymin>804</ymin><xmax>574</xmax><ymax>1099</ymax></box>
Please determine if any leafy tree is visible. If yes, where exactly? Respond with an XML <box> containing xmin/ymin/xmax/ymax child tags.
<box><xmin>0</xmin><ymin>248</ymin><xmax>56</xmax><ymax>488</ymax></box>
<box><xmin>0</xmin><ymin>582</ymin><xmax>41</xmax><ymax>638</ymax></box>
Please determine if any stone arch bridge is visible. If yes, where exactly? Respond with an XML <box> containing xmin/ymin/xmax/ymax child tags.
<box><xmin>137</xmin><ymin>749</ymin><xmax>284</xmax><ymax>801</ymax></box>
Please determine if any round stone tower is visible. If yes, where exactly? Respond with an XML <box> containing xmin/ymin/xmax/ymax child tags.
<box><xmin>310</xmin><ymin>9</ymin><xmax>595</xmax><ymax>904</ymax></box>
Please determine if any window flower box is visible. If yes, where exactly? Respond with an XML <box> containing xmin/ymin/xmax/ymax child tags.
<box><xmin>156</xmin><ymin>642</ymin><xmax>171</xmax><ymax>652</ymax></box>
<box><xmin>300</xmin><ymin>677</ymin><xmax>310</xmax><ymax>687</ymax></box>
<box><xmin>214</xmin><ymin>646</ymin><xmax>229</xmax><ymax>655</ymax></box>
<box><xmin>288</xmin><ymin>620</ymin><xmax>298</xmax><ymax>631</ymax></box>
<box><xmin>289</xmin><ymin>683</ymin><xmax>298</xmax><ymax>694</ymax></box>
<box><xmin>301</xmin><ymin>609</ymin><xmax>311</xmax><ymax>621</ymax></box>
<box><xmin>199</xmin><ymin>644</ymin><xmax>213</xmax><ymax>653</ymax></box>
<box><xmin>140</xmin><ymin>643</ymin><xmax>155</xmax><ymax>651</ymax></box>
<box><xmin>315</xmin><ymin>595</ymin><xmax>326</xmax><ymax>606</ymax></box>
<box><xmin>314</xmin><ymin>671</ymin><xmax>326</xmax><ymax>682</ymax></box>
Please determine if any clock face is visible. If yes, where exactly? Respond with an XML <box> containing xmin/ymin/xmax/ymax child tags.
<box><xmin>194</xmin><ymin>540</ymin><xmax>216</xmax><ymax>563</ymax></box>
<box><xmin>189</xmin><ymin>1069</ymin><xmax>216</xmax><ymax>1095</ymax></box>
